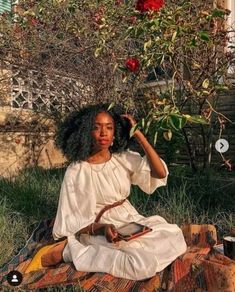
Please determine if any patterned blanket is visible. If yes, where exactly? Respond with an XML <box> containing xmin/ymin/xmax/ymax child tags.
<box><xmin>0</xmin><ymin>218</ymin><xmax>163</xmax><ymax>291</ymax></box>
<box><xmin>0</xmin><ymin>219</ymin><xmax>235</xmax><ymax>291</ymax></box>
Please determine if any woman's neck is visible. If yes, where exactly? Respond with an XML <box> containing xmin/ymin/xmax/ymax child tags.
<box><xmin>86</xmin><ymin>150</ymin><xmax>111</xmax><ymax>164</ymax></box>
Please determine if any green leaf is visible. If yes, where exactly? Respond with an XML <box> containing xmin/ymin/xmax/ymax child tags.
<box><xmin>168</xmin><ymin>114</ymin><xmax>187</xmax><ymax>131</ymax></box>
<box><xmin>192</xmin><ymin>62</ymin><xmax>201</xmax><ymax>69</ymax></box>
<box><xmin>122</xmin><ymin>76</ymin><xmax>128</xmax><ymax>83</ymax></box>
<box><xmin>190</xmin><ymin>38</ymin><xmax>197</xmax><ymax>47</ymax></box>
<box><xmin>183</xmin><ymin>114</ymin><xmax>192</xmax><ymax>121</ymax></box>
<box><xmin>214</xmin><ymin>85</ymin><xmax>229</xmax><ymax>91</ymax></box>
<box><xmin>146</xmin><ymin>20</ymin><xmax>156</xmax><ymax>29</ymax></box>
<box><xmin>171</xmin><ymin>31</ymin><xmax>177</xmax><ymax>42</ymax></box>
<box><xmin>189</xmin><ymin>115</ymin><xmax>209</xmax><ymax>125</ymax></box>
<box><xmin>107</xmin><ymin>102</ymin><xmax>115</xmax><ymax>111</ymax></box>
<box><xmin>168</xmin><ymin>116</ymin><xmax>178</xmax><ymax>131</ymax></box>
<box><xmin>160</xmin><ymin>54</ymin><xmax>165</xmax><ymax>65</ymax></box>
<box><xmin>159</xmin><ymin>117</ymin><xmax>168</xmax><ymax>130</ymax></box>
<box><xmin>141</xmin><ymin>118</ymin><xmax>145</xmax><ymax>129</ymax></box>
<box><xmin>94</xmin><ymin>47</ymin><xmax>102</xmax><ymax>58</ymax></box>
<box><xmin>202</xmin><ymin>90</ymin><xmax>210</xmax><ymax>95</ymax></box>
<box><xmin>144</xmin><ymin>119</ymin><xmax>152</xmax><ymax>134</ymax></box>
<box><xmin>163</xmin><ymin>105</ymin><xmax>171</xmax><ymax>113</ymax></box>
<box><xmin>180</xmin><ymin>116</ymin><xmax>188</xmax><ymax>128</ymax></box>
<box><xmin>129</xmin><ymin>124</ymin><xmax>138</xmax><ymax>137</ymax></box>
<box><xmin>127</xmin><ymin>26</ymin><xmax>134</xmax><ymax>31</ymax></box>
<box><xmin>113</xmin><ymin>63</ymin><xmax>119</xmax><ymax>73</ymax></box>
<box><xmin>144</xmin><ymin>39</ymin><xmax>152</xmax><ymax>51</ymax></box>
<box><xmin>212</xmin><ymin>9</ymin><xmax>226</xmax><ymax>18</ymax></box>
<box><xmin>118</xmin><ymin>66</ymin><xmax>128</xmax><ymax>72</ymax></box>
<box><xmin>153</xmin><ymin>131</ymin><xmax>158</xmax><ymax>146</ymax></box>
<box><xmin>199</xmin><ymin>31</ymin><xmax>210</xmax><ymax>41</ymax></box>
<box><xmin>202</xmin><ymin>78</ymin><xmax>209</xmax><ymax>89</ymax></box>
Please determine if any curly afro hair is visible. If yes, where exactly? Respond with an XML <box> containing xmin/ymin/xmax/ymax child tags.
<box><xmin>55</xmin><ymin>103</ymin><xmax>133</xmax><ymax>162</ymax></box>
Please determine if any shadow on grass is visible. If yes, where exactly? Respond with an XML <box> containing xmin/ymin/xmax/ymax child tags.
<box><xmin>167</xmin><ymin>165</ymin><xmax>235</xmax><ymax>213</ymax></box>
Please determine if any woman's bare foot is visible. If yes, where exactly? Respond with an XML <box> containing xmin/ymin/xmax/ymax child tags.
<box><xmin>41</xmin><ymin>240</ymin><xmax>67</xmax><ymax>267</ymax></box>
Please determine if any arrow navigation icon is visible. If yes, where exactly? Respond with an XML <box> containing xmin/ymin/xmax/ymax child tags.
<box><xmin>215</xmin><ymin>139</ymin><xmax>229</xmax><ymax>153</ymax></box>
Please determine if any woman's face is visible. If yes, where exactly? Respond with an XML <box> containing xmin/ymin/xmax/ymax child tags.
<box><xmin>91</xmin><ymin>112</ymin><xmax>115</xmax><ymax>151</ymax></box>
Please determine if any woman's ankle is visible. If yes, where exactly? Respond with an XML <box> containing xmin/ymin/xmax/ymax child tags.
<box><xmin>41</xmin><ymin>243</ymin><xmax>65</xmax><ymax>267</ymax></box>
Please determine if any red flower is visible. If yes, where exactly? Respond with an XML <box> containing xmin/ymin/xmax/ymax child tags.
<box><xmin>125</xmin><ymin>58</ymin><xmax>140</xmax><ymax>72</ymax></box>
<box><xmin>136</xmin><ymin>0</ymin><xmax>164</xmax><ymax>13</ymax></box>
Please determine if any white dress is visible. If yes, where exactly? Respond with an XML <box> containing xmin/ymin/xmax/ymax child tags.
<box><xmin>52</xmin><ymin>150</ymin><xmax>187</xmax><ymax>280</ymax></box>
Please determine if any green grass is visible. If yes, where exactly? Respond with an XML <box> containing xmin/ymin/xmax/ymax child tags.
<box><xmin>129</xmin><ymin>165</ymin><xmax>235</xmax><ymax>237</ymax></box>
<box><xmin>0</xmin><ymin>165</ymin><xmax>234</xmax><ymax>290</ymax></box>
<box><xmin>0</xmin><ymin>167</ymin><xmax>65</xmax><ymax>266</ymax></box>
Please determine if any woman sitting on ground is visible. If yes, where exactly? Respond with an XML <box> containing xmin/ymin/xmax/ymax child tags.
<box><xmin>41</xmin><ymin>103</ymin><xmax>187</xmax><ymax>280</ymax></box>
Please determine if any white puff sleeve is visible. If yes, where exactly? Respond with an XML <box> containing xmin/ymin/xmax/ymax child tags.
<box><xmin>52</xmin><ymin>163</ymin><xmax>96</xmax><ymax>240</ymax></box>
<box><xmin>122</xmin><ymin>150</ymin><xmax>169</xmax><ymax>194</ymax></box>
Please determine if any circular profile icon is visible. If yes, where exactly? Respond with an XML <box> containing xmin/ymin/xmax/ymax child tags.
<box><xmin>6</xmin><ymin>270</ymin><xmax>23</xmax><ymax>286</ymax></box>
<box><xmin>215</xmin><ymin>139</ymin><xmax>229</xmax><ymax>153</ymax></box>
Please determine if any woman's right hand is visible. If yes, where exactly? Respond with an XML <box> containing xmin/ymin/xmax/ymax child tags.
<box><xmin>121</xmin><ymin>114</ymin><xmax>137</xmax><ymax>127</ymax></box>
<box><xmin>103</xmin><ymin>224</ymin><xmax>118</xmax><ymax>243</ymax></box>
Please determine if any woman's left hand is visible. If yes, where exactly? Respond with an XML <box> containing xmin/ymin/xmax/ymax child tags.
<box><xmin>104</xmin><ymin>224</ymin><xmax>118</xmax><ymax>243</ymax></box>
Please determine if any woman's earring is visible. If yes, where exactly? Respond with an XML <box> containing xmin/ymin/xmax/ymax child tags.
<box><xmin>111</xmin><ymin>137</ymin><xmax>115</xmax><ymax>147</ymax></box>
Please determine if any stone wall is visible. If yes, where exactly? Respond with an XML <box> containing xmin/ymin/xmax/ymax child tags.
<box><xmin>0</xmin><ymin>108</ymin><xmax>66</xmax><ymax>177</ymax></box>
<box><xmin>0</xmin><ymin>64</ymin><xmax>69</xmax><ymax>177</ymax></box>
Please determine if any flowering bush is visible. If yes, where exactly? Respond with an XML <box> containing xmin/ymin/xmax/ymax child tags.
<box><xmin>0</xmin><ymin>0</ymin><xmax>233</xmax><ymax>170</ymax></box>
